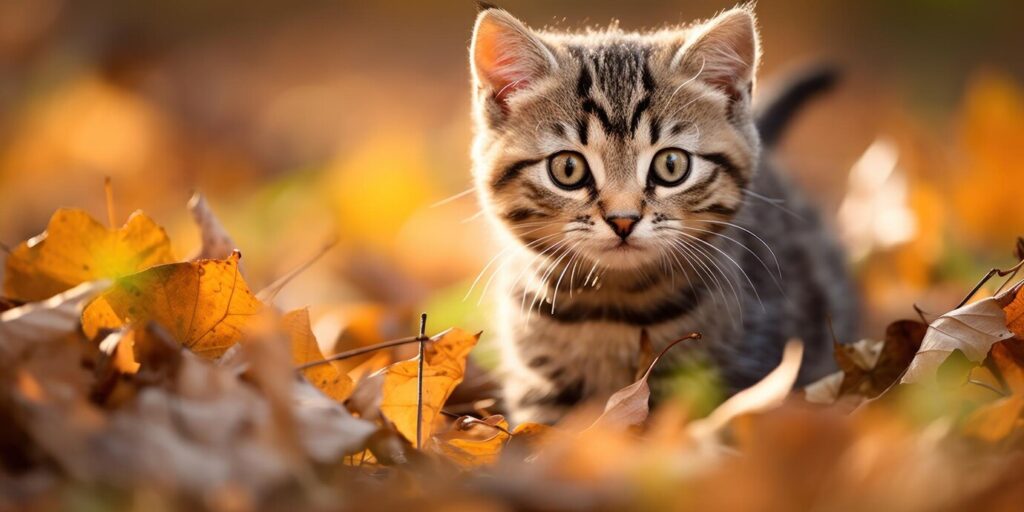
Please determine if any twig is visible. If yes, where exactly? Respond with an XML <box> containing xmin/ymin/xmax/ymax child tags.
<box><xmin>956</xmin><ymin>259</ymin><xmax>1024</xmax><ymax>309</ymax></box>
<box><xmin>967</xmin><ymin>378</ymin><xmax>1007</xmax><ymax>398</ymax></box>
<box><xmin>104</xmin><ymin>176</ymin><xmax>117</xmax><ymax>228</ymax></box>
<box><xmin>641</xmin><ymin>332</ymin><xmax>702</xmax><ymax>382</ymax></box>
<box><xmin>0</xmin><ymin>240</ymin><xmax>11</xmax><ymax>255</ymax></box>
<box><xmin>294</xmin><ymin>327</ymin><xmax>452</xmax><ymax>371</ymax></box>
<box><xmin>912</xmin><ymin>303</ymin><xmax>932</xmax><ymax>325</ymax></box>
<box><xmin>416</xmin><ymin>313</ymin><xmax>428</xmax><ymax>450</ymax></box>
<box><xmin>257</xmin><ymin>235</ymin><xmax>340</xmax><ymax>303</ymax></box>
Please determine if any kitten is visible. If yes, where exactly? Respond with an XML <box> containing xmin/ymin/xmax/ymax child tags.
<box><xmin>468</xmin><ymin>5</ymin><xmax>859</xmax><ymax>424</ymax></box>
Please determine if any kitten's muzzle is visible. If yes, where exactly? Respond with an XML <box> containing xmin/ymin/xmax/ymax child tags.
<box><xmin>604</xmin><ymin>214</ymin><xmax>640</xmax><ymax>240</ymax></box>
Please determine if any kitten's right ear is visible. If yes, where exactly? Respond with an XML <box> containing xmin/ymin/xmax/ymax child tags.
<box><xmin>471</xmin><ymin>9</ymin><xmax>557</xmax><ymax>108</ymax></box>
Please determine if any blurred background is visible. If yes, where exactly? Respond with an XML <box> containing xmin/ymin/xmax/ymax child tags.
<box><xmin>1</xmin><ymin>0</ymin><xmax>1022</xmax><ymax>353</ymax></box>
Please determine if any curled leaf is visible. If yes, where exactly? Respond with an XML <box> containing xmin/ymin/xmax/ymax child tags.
<box><xmin>283</xmin><ymin>308</ymin><xmax>354</xmax><ymax>402</ymax></box>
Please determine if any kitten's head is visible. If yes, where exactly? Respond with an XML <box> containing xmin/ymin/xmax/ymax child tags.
<box><xmin>469</xmin><ymin>5</ymin><xmax>761</xmax><ymax>270</ymax></box>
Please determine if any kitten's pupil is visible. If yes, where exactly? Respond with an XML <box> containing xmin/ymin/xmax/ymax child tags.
<box><xmin>665</xmin><ymin>154</ymin><xmax>677</xmax><ymax>175</ymax></box>
<box><xmin>565</xmin><ymin>158</ymin><xmax>575</xmax><ymax>177</ymax></box>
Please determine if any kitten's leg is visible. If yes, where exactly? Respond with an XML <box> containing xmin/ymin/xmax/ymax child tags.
<box><xmin>503</xmin><ymin>370</ymin><xmax>581</xmax><ymax>424</ymax></box>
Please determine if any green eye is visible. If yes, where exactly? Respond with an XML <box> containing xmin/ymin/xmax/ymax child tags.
<box><xmin>649</xmin><ymin>148</ymin><xmax>692</xmax><ymax>186</ymax></box>
<box><xmin>547</xmin><ymin>151</ymin><xmax>591</xmax><ymax>190</ymax></box>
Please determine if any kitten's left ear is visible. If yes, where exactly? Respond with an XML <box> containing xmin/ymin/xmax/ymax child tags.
<box><xmin>471</xmin><ymin>9</ymin><xmax>558</xmax><ymax>107</ymax></box>
<box><xmin>672</xmin><ymin>7</ymin><xmax>760</xmax><ymax>102</ymax></box>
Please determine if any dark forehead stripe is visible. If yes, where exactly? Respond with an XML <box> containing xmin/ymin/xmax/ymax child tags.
<box><xmin>571</xmin><ymin>44</ymin><xmax>655</xmax><ymax>141</ymax></box>
<box><xmin>492</xmin><ymin>158</ymin><xmax>542</xmax><ymax>190</ymax></box>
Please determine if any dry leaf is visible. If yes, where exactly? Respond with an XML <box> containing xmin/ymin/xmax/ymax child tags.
<box><xmin>188</xmin><ymin>192</ymin><xmax>238</xmax><ymax>261</ymax></box>
<box><xmin>689</xmin><ymin>340</ymin><xmax>804</xmax><ymax>439</ymax></box>
<box><xmin>434</xmin><ymin>415</ymin><xmax>510</xmax><ymax>468</ymax></box>
<box><xmin>283</xmin><ymin>308</ymin><xmax>354</xmax><ymax>402</ymax></box>
<box><xmin>0</xmin><ymin>280</ymin><xmax>110</xmax><ymax>358</ymax></box>
<box><xmin>81</xmin><ymin>252</ymin><xmax>263</xmax><ymax>358</ymax></box>
<box><xmin>1004</xmin><ymin>282</ymin><xmax>1024</xmax><ymax>339</ymax></box>
<box><xmin>902</xmin><ymin>288</ymin><xmax>1018</xmax><ymax>384</ymax></box>
<box><xmin>3</xmin><ymin>209</ymin><xmax>174</xmax><ymax>302</ymax></box>
<box><xmin>588</xmin><ymin>331</ymin><xmax>699</xmax><ymax>431</ymax></box>
<box><xmin>379</xmin><ymin>328</ymin><xmax>479</xmax><ymax>445</ymax></box>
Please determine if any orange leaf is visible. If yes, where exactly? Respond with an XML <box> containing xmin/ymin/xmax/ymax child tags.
<box><xmin>81</xmin><ymin>252</ymin><xmax>262</xmax><ymax>358</ymax></box>
<box><xmin>3</xmin><ymin>209</ymin><xmax>174</xmax><ymax>302</ymax></box>
<box><xmin>379</xmin><ymin>328</ymin><xmax>479</xmax><ymax>445</ymax></box>
<box><xmin>1003</xmin><ymin>284</ymin><xmax>1024</xmax><ymax>339</ymax></box>
<box><xmin>283</xmin><ymin>308</ymin><xmax>354</xmax><ymax>402</ymax></box>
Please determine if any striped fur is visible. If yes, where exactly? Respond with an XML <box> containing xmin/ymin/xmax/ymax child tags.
<box><xmin>469</xmin><ymin>6</ymin><xmax>859</xmax><ymax>423</ymax></box>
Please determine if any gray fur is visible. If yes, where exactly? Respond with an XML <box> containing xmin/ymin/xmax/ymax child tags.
<box><xmin>469</xmin><ymin>6</ymin><xmax>858</xmax><ymax>423</ymax></box>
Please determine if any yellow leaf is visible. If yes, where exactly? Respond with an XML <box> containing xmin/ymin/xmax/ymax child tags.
<box><xmin>379</xmin><ymin>328</ymin><xmax>479</xmax><ymax>445</ymax></box>
<box><xmin>434</xmin><ymin>415</ymin><xmax>510</xmax><ymax>468</ymax></box>
<box><xmin>81</xmin><ymin>252</ymin><xmax>262</xmax><ymax>358</ymax></box>
<box><xmin>3</xmin><ymin>209</ymin><xmax>175</xmax><ymax>302</ymax></box>
<box><xmin>283</xmin><ymin>308</ymin><xmax>354</xmax><ymax>402</ymax></box>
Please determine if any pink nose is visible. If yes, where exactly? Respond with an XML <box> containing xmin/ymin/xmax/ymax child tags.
<box><xmin>605</xmin><ymin>215</ymin><xmax>639</xmax><ymax>239</ymax></box>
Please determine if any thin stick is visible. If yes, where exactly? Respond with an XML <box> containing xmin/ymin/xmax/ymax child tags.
<box><xmin>416</xmin><ymin>313</ymin><xmax>428</xmax><ymax>450</ymax></box>
<box><xmin>0</xmin><ymin>241</ymin><xmax>10</xmax><ymax>254</ymax></box>
<box><xmin>257</xmin><ymin>235</ymin><xmax>340</xmax><ymax>302</ymax></box>
<box><xmin>104</xmin><ymin>176</ymin><xmax>117</xmax><ymax>228</ymax></box>
<box><xmin>294</xmin><ymin>327</ymin><xmax>452</xmax><ymax>371</ymax></box>
<box><xmin>956</xmin><ymin>259</ymin><xmax>1024</xmax><ymax>309</ymax></box>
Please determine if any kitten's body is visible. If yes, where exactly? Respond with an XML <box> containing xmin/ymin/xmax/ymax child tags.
<box><xmin>469</xmin><ymin>6</ymin><xmax>858</xmax><ymax>423</ymax></box>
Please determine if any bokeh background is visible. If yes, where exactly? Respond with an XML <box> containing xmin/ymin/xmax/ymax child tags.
<box><xmin>1</xmin><ymin>0</ymin><xmax>1022</xmax><ymax>352</ymax></box>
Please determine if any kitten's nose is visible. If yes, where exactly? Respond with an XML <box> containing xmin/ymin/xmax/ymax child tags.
<box><xmin>604</xmin><ymin>214</ymin><xmax>640</xmax><ymax>240</ymax></box>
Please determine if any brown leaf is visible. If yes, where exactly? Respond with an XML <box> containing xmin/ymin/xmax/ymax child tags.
<box><xmin>587</xmin><ymin>331</ymin><xmax>699</xmax><ymax>431</ymax></box>
<box><xmin>81</xmin><ymin>252</ymin><xmax>263</xmax><ymax>358</ymax></box>
<box><xmin>0</xmin><ymin>280</ymin><xmax>109</xmax><ymax>360</ymax></box>
<box><xmin>1003</xmin><ymin>282</ymin><xmax>1024</xmax><ymax>339</ymax></box>
<box><xmin>833</xmin><ymin>320</ymin><xmax>926</xmax><ymax>398</ymax></box>
<box><xmin>3</xmin><ymin>209</ymin><xmax>175</xmax><ymax>302</ymax></box>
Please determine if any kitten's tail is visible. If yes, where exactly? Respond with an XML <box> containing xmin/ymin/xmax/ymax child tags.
<box><xmin>755</xmin><ymin>65</ymin><xmax>839</xmax><ymax>148</ymax></box>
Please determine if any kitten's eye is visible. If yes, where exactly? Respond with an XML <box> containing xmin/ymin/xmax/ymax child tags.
<box><xmin>547</xmin><ymin>151</ymin><xmax>591</xmax><ymax>190</ymax></box>
<box><xmin>649</xmin><ymin>148</ymin><xmax>692</xmax><ymax>187</ymax></box>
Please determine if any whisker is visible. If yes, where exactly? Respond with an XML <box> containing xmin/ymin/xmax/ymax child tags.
<box><xmin>682</xmin><ymin>225</ymin><xmax>785</xmax><ymax>295</ymax></box>
<box><xmin>671</xmin><ymin>228</ymin><xmax>765</xmax><ymax>311</ymax></box>
<box><xmin>696</xmin><ymin>219</ymin><xmax>783</xmax><ymax>279</ymax></box>
<box><xmin>431</xmin><ymin>187</ymin><xmax>475</xmax><ymax>208</ymax></box>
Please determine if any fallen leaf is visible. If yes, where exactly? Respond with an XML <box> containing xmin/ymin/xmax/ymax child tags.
<box><xmin>0</xmin><ymin>281</ymin><xmax>110</xmax><ymax>359</ymax></box>
<box><xmin>434</xmin><ymin>415</ymin><xmax>510</xmax><ymax>468</ymax></box>
<box><xmin>962</xmin><ymin>395</ymin><xmax>1024</xmax><ymax>443</ymax></box>
<box><xmin>588</xmin><ymin>331</ymin><xmax>700</xmax><ymax>431</ymax></box>
<box><xmin>829</xmin><ymin>320</ymin><xmax>926</xmax><ymax>398</ymax></box>
<box><xmin>3</xmin><ymin>209</ymin><xmax>174</xmax><ymax>302</ymax></box>
<box><xmin>283</xmin><ymin>308</ymin><xmax>354</xmax><ymax>402</ymax></box>
<box><xmin>379</xmin><ymin>328</ymin><xmax>479</xmax><ymax>445</ymax></box>
<box><xmin>81</xmin><ymin>252</ymin><xmax>262</xmax><ymax>358</ymax></box>
<box><xmin>188</xmin><ymin>193</ymin><xmax>238</xmax><ymax>261</ymax></box>
<box><xmin>688</xmin><ymin>340</ymin><xmax>804</xmax><ymax>439</ymax></box>
<box><xmin>1003</xmin><ymin>282</ymin><xmax>1024</xmax><ymax>339</ymax></box>
<box><xmin>902</xmin><ymin>289</ymin><xmax>1017</xmax><ymax>384</ymax></box>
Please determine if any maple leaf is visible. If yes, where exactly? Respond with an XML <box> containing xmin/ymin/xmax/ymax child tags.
<box><xmin>3</xmin><ymin>209</ymin><xmax>175</xmax><ymax>302</ymax></box>
<box><xmin>283</xmin><ymin>308</ymin><xmax>354</xmax><ymax>402</ymax></box>
<box><xmin>81</xmin><ymin>252</ymin><xmax>262</xmax><ymax>358</ymax></box>
<box><xmin>378</xmin><ymin>328</ymin><xmax>479</xmax><ymax>445</ymax></box>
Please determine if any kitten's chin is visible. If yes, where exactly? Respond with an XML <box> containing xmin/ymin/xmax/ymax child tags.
<box><xmin>586</xmin><ymin>242</ymin><xmax>660</xmax><ymax>270</ymax></box>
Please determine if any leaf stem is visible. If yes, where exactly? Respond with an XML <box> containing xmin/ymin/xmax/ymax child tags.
<box><xmin>416</xmin><ymin>312</ymin><xmax>428</xmax><ymax>450</ymax></box>
<box><xmin>956</xmin><ymin>259</ymin><xmax>1024</xmax><ymax>309</ymax></box>
<box><xmin>641</xmin><ymin>332</ymin><xmax>702</xmax><ymax>382</ymax></box>
<box><xmin>104</xmin><ymin>176</ymin><xmax>117</xmax><ymax>228</ymax></box>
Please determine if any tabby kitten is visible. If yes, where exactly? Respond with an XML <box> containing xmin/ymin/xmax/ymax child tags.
<box><xmin>468</xmin><ymin>5</ymin><xmax>858</xmax><ymax>423</ymax></box>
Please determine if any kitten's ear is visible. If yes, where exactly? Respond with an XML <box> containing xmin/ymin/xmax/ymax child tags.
<box><xmin>471</xmin><ymin>9</ymin><xmax>557</xmax><ymax>107</ymax></box>
<box><xmin>672</xmin><ymin>7</ymin><xmax>760</xmax><ymax>102</ymax></box>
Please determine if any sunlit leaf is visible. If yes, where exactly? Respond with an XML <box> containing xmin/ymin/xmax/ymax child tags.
<box><xmin>379</xmin><ymin>328</ymin><xmax>479</xmax><ymax>445</ymax></box>
<box><xmin>434</xmin><ymin>415</ymin><xmax>510</xmax><ymax>468</ymax></box>
<box><xmin>283</xmin><ymin>308</ymin><xmax>354</xmax><ymax>402</ymax></box>
<box><xmin>81</xmin><ymin>252</ymin><xmax>262</xmax><ymax>358</ymax></box>
<box><xmin>3</xmin><ymin>209</ymin><xmax>174</xmax><ymax>302</ymax></box>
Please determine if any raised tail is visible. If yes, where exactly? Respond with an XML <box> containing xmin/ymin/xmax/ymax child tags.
<box><xmin>755</xmin><ymin>65</ymin><xmax>839</xmax><ymax>147</ymax></box>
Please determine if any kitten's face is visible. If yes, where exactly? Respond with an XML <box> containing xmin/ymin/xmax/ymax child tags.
<box><xmin>470</xmin><ymin>7</ymin><xmax>761</xmax><ymax>270</ymax></box>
